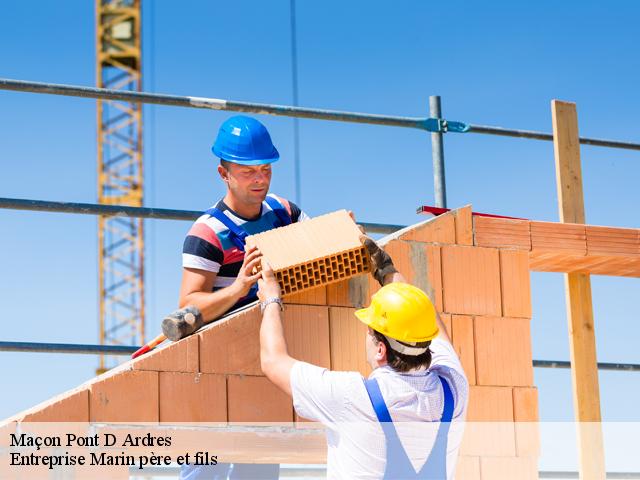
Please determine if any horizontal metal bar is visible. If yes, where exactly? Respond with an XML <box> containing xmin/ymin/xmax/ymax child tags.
<box><xmin>534</xmin><ymin>360</ymin><xmax>640</xmax><ymax>372</ymax></box>
<box><xmin>467</xmin><ymin>124</ymin><xmax>640</xmax><ymax>151</ymax></box>
<box><xmin>0</xmin><ymin>78</ymin><xmax>429</xmax><ymax>130</ymax></box>
<box><xmin>3</xmin><ymin>339</ymin><xmax>639</xmax><ymax>372</ymax></box>
<box><xmin>2</xmin><ymin>78</ymin><xmax>639</xmax><ymax>150</ymax></box>
<box><xmin>0</xmin><ymin>197</ymin><xmax>403</xmax><ymax>234</ymax></box>
<box><xmin>540</xmin><ymin>472</ymin><xmax>640</xmax><ymax>479</ymax></box>
<box><xmin>0</xmin><ymin>341</ymin><xmax>137</xmax><ymax>355</ymax></box>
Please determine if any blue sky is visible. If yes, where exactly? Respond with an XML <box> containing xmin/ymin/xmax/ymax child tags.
<box><xmin>0</xmin><ymin>0</ymin><xmax>638</xmax><ymax>454</ymax></box>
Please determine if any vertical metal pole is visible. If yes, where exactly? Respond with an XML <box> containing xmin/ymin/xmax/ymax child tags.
<box><xmin>429</xmin><ymin>95</ymin><xmax>447</xmax><ymax>208</ymax></box>
<box><xmin>290</xmin><ymin>0</ymin><xmax>301</xmax><ymax>205</ymax></box>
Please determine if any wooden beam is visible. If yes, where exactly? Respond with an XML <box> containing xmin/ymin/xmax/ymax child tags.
<box><xmin>552</xmin><ymin>100</ymin><xmax>605</xmax><ymax>480</ymax></box>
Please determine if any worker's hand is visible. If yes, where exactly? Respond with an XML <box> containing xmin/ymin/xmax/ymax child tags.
<box><xmin>257</xmin><ymin>258</ymin><xmax>281</xmax><ymax>301</ymax></box>
<box><xmin>231</xmin><ymin>246</ymin><xmax>263</xmax><ymax>297</ymax></box>
<box><xmin>360</xmin><ymin>234</ymin><xmax>398</xmax><ymax>286</ymax></box>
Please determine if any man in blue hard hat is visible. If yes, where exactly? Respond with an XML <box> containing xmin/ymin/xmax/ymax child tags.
<box><xmin>177</xmin><ymin>115</ymin><xmax>308</xmax><ymax>479</ymax></box>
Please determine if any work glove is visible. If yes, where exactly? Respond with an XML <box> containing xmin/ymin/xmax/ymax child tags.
<box><xmin>162</xmin><ymin>305</ymin><xmax>204</xmax><ymax>341</ymax></box>
<box><xmin>359</xmin><ymin>234</ymin><xmax>398</xmax><ymax>286</ymax></box>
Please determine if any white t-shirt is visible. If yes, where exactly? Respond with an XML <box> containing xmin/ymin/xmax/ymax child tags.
<box><xmin>290</xmin><ymin>337</ymin><xmax>469</xmax><ymax>479</ymax></box>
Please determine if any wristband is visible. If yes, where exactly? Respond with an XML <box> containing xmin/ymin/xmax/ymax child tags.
<box><xmin>260</xmin><ymin>297</ymin><xmax>284</xmax><ymax>313</ymax></box>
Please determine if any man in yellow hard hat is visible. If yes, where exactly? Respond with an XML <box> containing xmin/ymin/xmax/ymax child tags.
<box><xmin>257</xmin><ymin>238</ymin><xmax>469</xmax><ymax>479</ymax></box>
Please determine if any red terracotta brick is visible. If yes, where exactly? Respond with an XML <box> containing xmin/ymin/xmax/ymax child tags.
<box><xmin>90</xmin><ymin>370</ymin><xmax>159</xmax><ymax>423</ymax></box>
<box><xmin>0</xmin><ymin>421</ymin><xmax>16</xmax><ymax>447</ymax></box>
<box><xmin>424</xmin><ymin>244</ymin><xmax>443</xmax><ymax>312</ymax></box>
<box><xmin>454</xmin><ymin>205</ymin><xmax>474</xmax><ymax>246</ymax></box>
<box><xmin>227</xmin><ymin>375</ymin><xmax>293</xmax><ymax>423</ymax></box>
<box><xmin>530</xmin><ymin>221</ymin><xmax>586</xmax><ymax>255</ymax></box>
<box><xmin>326</xmin><ymin>278</ymin><xmax>351</xmax><ymax>307</ymax></box>
<box><xmin>283</xmin><ymin>305</ymin><xmax>331</xmax><ymax>369</ymax></box>
<box><xmin>159</xmin><ymin>372</ymin><xmax>226</xmax><ymax>423</ymax></box>
<box><xmin>245</xmin><ymin>210</ymin><xmax>369</xmax><ymax>296</ymax></box>
<box><xmin>467</xmin><ymin>386</ymin><xmax>513</xmax><ymax>421</ymax></box>
<box><xmin>439</xmin><ymin>313</ymin><xmax>452</xmax><ymax>339</ymax></box>
<box><xmin>451</xmin><ymin>315</ymin><xmax>476</xmax><ymax>385</ymax></box>
<box><xmin>474</xmin><ymin>316</ymin><xmax>533</xmax><ymax>387</ymax></box>
<box><xmin>399</xmin><ymin>211</ymin><xmax>456</xmax><ymax>244</ymax></box>
<box><xmin>460</xmin><ymin>422</ymin><xmax>516</xmax><ymax>457</ymax></box>
<box><xmin>132</xmin><ymin>334</ymin><xmax>199</xmax><ymax>373</ymax></box>
<box><xmin>500</xmin><ymin>249</ymin><xmax>532</xmax><ymax>318</ymax></box>
<box><xmin>513</xmin><ymin>387</ymin><xmax>538</xmax><ymax>422</ymax></box>
<box><xmin>383</xmin><ymin>239</ymin><xmax>414</xmax><ymax>283</ymax></box>
<box><xmin>474</xmin><ymin>216</ymin><xmax>531</xmax><ymax>250</ymax></box>
<box><xmin>382</xmin><ymin>241</ymin><xmax>442</xmax><ymax>311</ymax></box>
<box><xmin>586</xmin><ymin>225</ymin><xmax>639</xmax><ymax>256</ymax></box>
<box><xmin>284</xmin><ymin>285</ymin><xmax>327</xmax><ymax>305</ymax></box>
<box><xmin>199</xmin><ymin>306</ymin><xmax>262</xmax><ymax>376</ymax></box>
<box><xmin>329</xmin><ymin>307</ymin><xmax>371</xmax><ymax>377</ymax></box>
<box><xmin>513</xmin><ymin>387</ymin><xmax>540</xmax><ymax>457</ymax></box>
<box><xmin>454</xmin><ymin>456</ymin><xmax>481</xmax><ymax>480</ymax></box>
<box><xmin>441</xmin><ymin>246</ymin><xmax>501</xmax><ymax>316</ymax></box>
<box><xmin>17</xmin><ymin>388</ymin><xmax>89</xmax><ymax>422</ymax></box>
<box><xmin>480</xmin><ymin>457</ymin><xmax>538</xmax><ymax>480</ymax></box>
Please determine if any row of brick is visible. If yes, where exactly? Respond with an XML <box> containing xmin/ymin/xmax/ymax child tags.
<box><xmin>367</xmin><ymin>241</ymin><xmax>532</xmax><ymax>319</ymax></box>
<box><xmin>474</xmin><ymin>216</ymin><xmax>640</xmax><ymax>254</ymax></box>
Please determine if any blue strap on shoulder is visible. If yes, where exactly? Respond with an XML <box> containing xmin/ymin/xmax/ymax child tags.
<box><xmin>363</xmin><ymin>375</ymin><xmax>455</xmax><ymax>479</ymax></box>
<box><xmin>205</xmin><ymin>207</ymin><xmax>248</xmax><ymax>251</ymax></box>
<box><xmin>264</xmin><ymin>195</ymin><xmax>292</xmax><ymax>227</ymax></box>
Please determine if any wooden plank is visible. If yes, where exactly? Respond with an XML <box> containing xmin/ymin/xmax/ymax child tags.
<box><xmin>552</xmin><ymin>100</ymin><xmax>605</xmax><ymax>480</ymax></box>
<box><xmin>552</xmin><ymin>100</ymin><xmax>585</xmax><ymax>224</ymax></box>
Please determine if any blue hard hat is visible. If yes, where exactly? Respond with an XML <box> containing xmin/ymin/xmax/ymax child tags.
<box><xmin>212</xmin><ymin>115</ymin><xmax>280</xmax><ymax>165</ymax></box>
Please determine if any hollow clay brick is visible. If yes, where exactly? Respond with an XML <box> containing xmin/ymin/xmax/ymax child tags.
<box><xmin>454</xmin><ymin>456</ymin><xmax>481</xmax><ymax>480</ymax></box>
<box><xmin>159</xmin><ymin>372</ymin><xmax>226</xmax><ymax>423</ymax></box>
<box><xmin>383</xmin><ymin>240</ymin><xmax>442</xmax><ymax>311</ymax></box>
<box><xmin>383</xmin><ymin>240</ymin><xmax>414</xmax><ymax>283</ymax></box>
<box><xmin>398</xmin><ymin>211</ymin><xmax>456</xmax><ymax>244</ymax></box>
<box><xmin>325</xmin><ymin>275</ymin><xmax>370</xmax><ymax>309</ymax></box>
<box><xmin>439</xmin><ymin>313</ymin><xmax>452</xmax><ymax>338</ymax></box>
<box><xmin>586</xmin><ymin>225</ymin><xmax>640</xmax><ymax>256</ymax></box>
<box><xmin>326</xmin><ymin>279</ymin><xmax>351</xmax><ymax>307</ymax></box>
<box><xmin>474</xmin><ymin>316</ymin><xmax>533</xmax><ymax>387</ymax></box>
<box><xmin>283</xmin><ymin>305</ymin><xmax>331</xmax><ymax>369</ymax></box>
<box><xmin>454</xmin><ymin>205</ymin><xmax>474</xmax><ymax>246</ymax></box>
<box><xmin>513</xmin><ymin>387</ymin><xmax>540</xmax><ymax>457</ymax></box>
<box><xmin>441</xmin><ymin>246</ymin><xmax>501</xmax><ymax>316</ymax></box>
<box><xmin>90</xmin><ymin>370</ymin><xmax>159</xmax><ymax>423</ymax></box>
<box><xmin>329</xmin><ymin>307</ymin><xmax>371</xmax><ymax>377</ymax></box>
<box><xmin>451</xmin><ymin>315</ymin><xmax>476</xmax><ymax>385</ymax></box>
<box><xmin>245</xmin><ymin>210</ymin><xmax>370</xmax><ymax>296</ymax></box>
<box><xmin>474</xmin><ymin>216</ymin><xmax>531</xmax><ymax>250</ymax></box>
<box><xmin>500</xmin><ymin>249</ymin><xmax>532</xmax><ymax>318</ymax></box>
<box><xmin>480</xmin><ymin>457</ymin><xmax>538</xmax><ymax>480</ymax></box>
<box><xmin>132</xmin><ymin>334</ymin><xmax>199</xmax><ymax>373</ymax></box>
<box><xmin>530</xmin><ymin>221</ymin><xmax>586</xmax><ymax>255</ymax></box>
<box><xmin>467</xmin><ymin>386</ymin><xmax>514</xmax><ymax>422</ymax></box>
<box><xmin>199</xmin><ymin>305</ymin><xmax>262</xmax><ymax>376</ymax></box>
<box><xmin>284</xmin><ymin>285</ymin><xmax>327</xmax><ymax>306</ymax></box>
<box><xmin>18</xmin><ymin>388</ymin><xmax>89</xmax><ymax>423</ymax></box>
<box><xmin>227</xmin><ymin>375</ymin><xmax>293</xmax><ymax>423</ymax></box>
<box><xmin>460</xmin><ymin>422</ymin><xmax>516</xmax><ymax>457</ymax></box>
<box><xmin>424</xmin><ymin>244</ymin><xmax>443</xmax><ymax>311</ymax></box>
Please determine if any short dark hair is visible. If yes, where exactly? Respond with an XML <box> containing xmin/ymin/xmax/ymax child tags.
<box><xmin>372</xmin><ymin>330</ymin><xmax>432</xmax><ymax>373</ymax></box>
<box><xmin>219</xmin><ymin>159</ymin><xmax>232</xmax><ymax>170</ymax></box>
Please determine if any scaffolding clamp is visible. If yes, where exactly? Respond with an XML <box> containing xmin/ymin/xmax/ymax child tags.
<box><xmin>423</xmin><ymin>117</ymin><xmax>470</xmax><ymax>133</ymax></box>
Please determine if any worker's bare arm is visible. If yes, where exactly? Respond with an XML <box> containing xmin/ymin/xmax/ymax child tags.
<box><xmin>258</xmin><ymin>259</ymin><xmax>296</xmax><ymax>396</ymax></box>
<box><xmin>179</xmin><ymin>246</ymin><xmax>263</xmax><ymax>322</ymax></box>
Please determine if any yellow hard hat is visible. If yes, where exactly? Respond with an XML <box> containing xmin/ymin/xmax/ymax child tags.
<box><xmin>355</xmin><ymin>282</ymin><xmax>438</xmax><ymax>343</ymax></box>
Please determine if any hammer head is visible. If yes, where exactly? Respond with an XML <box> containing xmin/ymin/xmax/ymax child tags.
<box><xmin>161</xmin><ymin>306</ymin><xmax>204</xmax><ymax>341</ymax></box>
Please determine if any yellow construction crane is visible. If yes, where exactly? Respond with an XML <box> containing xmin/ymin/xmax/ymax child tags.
<box><xmin>95</xmin><ymin>0</ymin><xmax>144</xmax><ymax>373</ymax></box>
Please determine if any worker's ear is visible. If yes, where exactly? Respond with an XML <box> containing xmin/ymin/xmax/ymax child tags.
<box><xmin>375</xmin><ymin>338</ymin><xmax>387</xmax><ymax>362</ymax></box>
<box><xmin>218</xmin><ymin>164</ymin><xmax>229</xmax><ymax>183</ymax></box>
